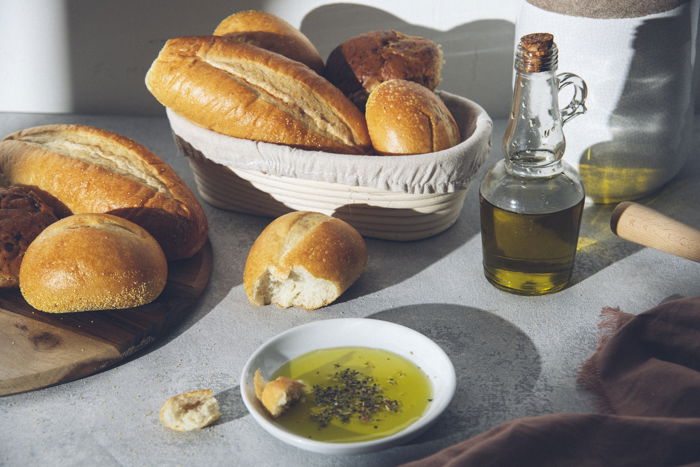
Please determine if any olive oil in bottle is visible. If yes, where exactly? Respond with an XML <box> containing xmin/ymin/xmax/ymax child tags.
<box><xmin>480</xmin><ymin>193</ymin><xmax>584</xmax><ymax>295</ymax></box>
<box><xmin>479</xmin><ymin>33</ymin><xmax>587</xmax><ymax>295</ymax></box>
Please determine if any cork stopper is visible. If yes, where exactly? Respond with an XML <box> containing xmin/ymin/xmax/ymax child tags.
<box><xmin>517</xmin><ymin>33</ymin><xmax>557</xmax><ymax>72</ymax></box>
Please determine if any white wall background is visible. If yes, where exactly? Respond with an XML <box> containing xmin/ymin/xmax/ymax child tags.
<box><xmin>0</xmin><ymin>0</ymin><xmax>697</xmax><ymax>119</ymax></box>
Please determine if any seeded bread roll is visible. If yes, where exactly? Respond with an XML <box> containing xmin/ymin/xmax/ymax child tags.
<box><xmin>366</xmin><ymin>79</ymin><xmax>460</xmax><ymax>155</ymax></box>
<box><xmin>19</xmin><ymin>214</ymin><xmax>168</xmax><ymax>313</ymax></box>
<box><xmin>243</xmin><ymin>211</ymin><xmax>368</xmax><ymax>310</ymax></box>
<box><xmin>324</xmin><ymin>30</ymin><xmax>443</xmax><ymax>109</ymax></box>
<box><xmin>0</xmin><ymin>186</ymin><xmax>58</xmax><ymax>288</ymax></box>
<box><xmin>146</xmin><ymin>36</ymin><xmax>371</xmax><ymax>154</ymax></box>
<box><xmin>213</xmin><ymin>10</ymin><xmax>324</xmax><ymax>74</ymax></box>
<box><xmin>0</xmin><ymin>124</ymin><xmax>208</xmax><ymax>260</ymax></box>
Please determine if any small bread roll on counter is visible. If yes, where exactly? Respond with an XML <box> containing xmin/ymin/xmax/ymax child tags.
<box><xmin>213</xmin><ymin>10</ymin><xmax>324</xmax><ymax>74</ymax></box>
<box><xmin>19</xmin><ymin>214</ymin><xmax>168</xmax><ymax>313</ymax></box>
<box><xmin>160</xmin><ymin>389</ymin><xmax>221</xmax><ymax>431</ymax></box>
<box><xmin>324</xmin><ymin>30</ymin><xmax>443</xmax><ymax>109</ymax></box>
<box><xmin>366</xmin><ymin>79</ymin><xmax>460</xmax><ymax>155</ymax></box>
<box><xmin>243</xmin><ymin>211</ymin><xmax>367</xmax><ymax>310</ymax></box>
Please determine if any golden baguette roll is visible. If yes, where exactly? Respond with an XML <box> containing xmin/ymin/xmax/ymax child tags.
<box><xmin>244</xmin><ymin>211</ymin><xmax>367</xmax><ymax>310</ymax></box>
<box><xmin>145</xmin><ymin>36</ymin><xmax>371</xmax><ymax>154</ymax></box>
<box><xmin>0</xmin><ymin>124</ymin><xmax>208</xmax><ymax>260</ymax></box>
<box><xmin>365</xmin><ymin>79</ymin><xmax>460</xmax><ymax>155</ymax></box>
<box><xmin>213</xmin><ymin>10</ymin><xmax>324</xmax><ymax>74</ymax></box>
<box><xmin>19</xmin><ymin>214</ymin><xmax>168</xmax><ymax>313</ymax></box>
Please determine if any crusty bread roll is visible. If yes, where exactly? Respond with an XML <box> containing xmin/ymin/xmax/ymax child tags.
<box><xmin>0</xmin><ymin>186</ymin><xmax>58</xmax><ymax>288</ymax></box>
<box><xmin>0</xmin><ymin>124</ymin><xmax>208</xmax><ymax>260</ymax></box>
<box><xmin>254</xmin><ymin>369</ymin><xmax>305</xmax><ymax>417</ymax></box>
<box><xmin>213</xmin><ymin>10</ymin><xmax>324</xmax><ymax>74</ymax></box>
<box><xmin>244</xmin><ymin>211</ymin><xmax>367</xmax><ymax>310</ymax></box>
<box><xmin>366</xmin><ymin>79</ymin><xmax>460</xmax><ymax>155</ymax></box>
<box><xmin>324</xmin><ymin>30</ymin><xmax>443</xmax><ymax>109</ymax></box>
<box><xmin>160</xmin><ymin>389</ymin><xmax>221</xmax><ymax>431</ymax></box>
<box><xmin>19</xmin><ymin>214</ymin><xmax>168</xmax><ymax>313</ymax></box>
<box><xmin>146</xmin><ymin>36</ymin><xmax>371</xmax><ymax>154</ymax></box>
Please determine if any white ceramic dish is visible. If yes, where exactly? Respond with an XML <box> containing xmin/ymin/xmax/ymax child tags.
<box><xmin>240</xmin><ymin>318</ymin><xmax>456</xmax><ymax>455</ymax></box>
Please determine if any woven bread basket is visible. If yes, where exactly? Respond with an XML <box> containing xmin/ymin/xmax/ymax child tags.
<box><xmin>168</xmin><ymin>91</ymin><xmax>492</xmax><ymax>241</ymax></box>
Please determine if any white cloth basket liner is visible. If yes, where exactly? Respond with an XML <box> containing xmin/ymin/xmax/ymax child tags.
<box><xmin>167</xmin><ymin>91</ymin><xmax>492</xmax><ymax>196</ymax></box>
<box><xmin>169</xmin><ymin>91</ymin><xmax>492</xmax><ymax>241</ymax></box>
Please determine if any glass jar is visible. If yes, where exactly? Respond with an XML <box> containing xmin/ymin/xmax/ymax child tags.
<box><xmin>480</xmin><ymin>33</ymin><xmax>588</xmax><ymax>295</ymax></box>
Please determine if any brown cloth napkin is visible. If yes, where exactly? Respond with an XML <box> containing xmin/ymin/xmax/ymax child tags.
<box><xmin>403</xmin><ymin>296</ymin><xmax>700</xmax><ymax>467</ymax></box>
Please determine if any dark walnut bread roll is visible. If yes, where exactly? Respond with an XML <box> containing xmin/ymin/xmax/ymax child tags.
<box><xmin>213</xmin><ymin>10</ymin><xmax>324</xmax><ymax>74</ymax></box>
<box><xmin>146</xmin><ymin>36</ymin><xmax>371</xmax><ymax>154</ymax></box>
<box><xmin>0</xmin><ymin>124</ymin><xmax>208</xmax><ymax>260</ymax></box>
<box><xmin>0</xmin><ymin>186</ymin><xmax>59</xmax><ymax>288</ymax></box>
<box><xmin>324</xmin><ymin>30</ymin><xmax>443</xmax><ymax>110</ymax></box>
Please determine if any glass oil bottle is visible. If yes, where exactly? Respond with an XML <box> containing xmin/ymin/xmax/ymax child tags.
<box><xmin>480</xmin><ymin>33</ymin><xmax>588</xmax><ymax>295</ymax></box>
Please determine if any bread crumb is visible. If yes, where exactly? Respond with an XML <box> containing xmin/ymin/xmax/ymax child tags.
<box><xmin>159</xmin><ymin>389</ymin><xmax>221</xmax><ymax>431</ymax></box>
<box><xmin>254</xmin><ymin>369</ymin><xmax>305</xmax><ymax>417</ymax></box>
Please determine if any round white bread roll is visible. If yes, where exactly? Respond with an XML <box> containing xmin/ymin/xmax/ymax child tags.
<box><xmin>365</xmin><ymin>79</ymin><xmax>461</xmax><ymax>155</ymax></box>
<box><xmin>243</xmin><ymin>211</ymin><xmax>368</xmax><ymax>310</ymax></box>
<box><xmin>213</xmin><ymin>10</ymin><xmax>324</xmax><ymax>74</ymax></box>
<box><xmin>19</xmin><ymin>213</ymin><xmax>168</xmax><ymax>313</ymax></box>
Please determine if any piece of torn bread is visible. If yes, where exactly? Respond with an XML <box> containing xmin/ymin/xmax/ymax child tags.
<box><xmin>243</xmin><ymin>211</ymin><xmax>368</xmax><ymax>310</ymax></box>
<box><xmin>254</xmin><ymin>369</ymin><xmax>305</xmax><ymax>417</ymax></box>
<box><xmin>159</xmin><ymin>389</ymin><xmax>221</xmax><ymax>431</ymax></box>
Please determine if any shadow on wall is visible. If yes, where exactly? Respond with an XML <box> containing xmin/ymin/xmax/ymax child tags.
<box><xmin>62</xmin><ymin>0</ymin><xmax>268</xmax><ymax>115</ymax></box>
<box><xmin>301</xmin><ymin>3</ymin><xmax>515</xmax><ymax>118</ymax></box>
<box><xmin>56</xmin><ymin>1</ymin><xmax>515</xmax><ymax>116</ymax></box>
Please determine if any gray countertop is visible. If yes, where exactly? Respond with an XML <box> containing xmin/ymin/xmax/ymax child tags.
<box><xmin>1</xmin><ymin>112</ymin><xmax>699</xmax><ymax>466</ymax></box>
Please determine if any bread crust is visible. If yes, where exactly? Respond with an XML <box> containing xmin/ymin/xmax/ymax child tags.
<box><xmin>0</xmin><ymin>124</ymin><xmax>208</xmax><ymax>260</ymax></box>
<box><xmin>366</xmin><ymin>79</ymin><xmax>460</xmax><ymax>155</ymax></box>
<box><xmin>19</xmin><ymin>213</ymin><xmax>168</xmax><ymax>313</ymax></box>
<box><xmin>159</xmin><ymin>389</ymin><xmax>221</xmax><ymax>431</ymax></box>
<box><xmin>243</xmin><ymin>211</ymin><xmax>368</xmax><ymax>309</ymax></box>
<box><xmin>145</xmin><ymin>36</ymin><xmax>371</xmax><ymax>154</ymax></box>
<box><xmin>324</xmin><ymin>30</ymin><xmax>443</xmax><ymax>109</ymax></box>
<box><xmin>0</xmin><ymin>187</ymin><xmax>58</xmax><ymax>288</ymax></box>
<box><xmin>214</xmin><ymin>10</ymin><xmax>324</xmax><ymax>74</ymax></box>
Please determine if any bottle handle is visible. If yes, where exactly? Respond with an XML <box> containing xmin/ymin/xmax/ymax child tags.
<box><xmin>557</xmin><ymin>72</ymin><xmax>588</xmax><ymax>125</ymax></box>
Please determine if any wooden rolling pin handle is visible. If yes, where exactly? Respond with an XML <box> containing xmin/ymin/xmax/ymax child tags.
<box><xmin>610</xmin><ymin>201</ymin><xmax>700</xmax><ymax>263</ymax></box>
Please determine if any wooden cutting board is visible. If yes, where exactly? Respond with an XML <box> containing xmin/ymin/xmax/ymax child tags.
<box><xmin>0</xmin><ymin>241</ymin><xmax>213</xmax><ymax>396</ymax></box>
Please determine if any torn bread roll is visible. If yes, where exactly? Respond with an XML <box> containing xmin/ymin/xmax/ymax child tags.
<box><xmin>254</xmin><ymin>369</ymin><xmax>305</xmax><ymax>417</ymax></box>
<box><xmin>243</xmin><ymin>211</ymin><xmax>368</xmax><ymax>310</ymax></box>
<box><xmin>366</xmin><ymin>79</ymin><xmax>461</xmax><ymax>155</ymax></box>
<box><xmin>160</xmin><ymin>389</ymin><xmax>221</xmax><ymax>431</ymax></box>
<box><xmin>0</xmin><ymin>124</ymin><xmax>208</xmax><ymax>260</ymax></box>
<box><xmin>145</xmin><ymin>36</ymin><xmax>371</xmax><ymax>154</ymax></box>
<box><xmin>19</xmin><ymin>214</ymin><xmax>167</xmax><ymax>313</ymax></box>
<box><xmin>213</xmin><ymin>10</ymin><xmax>324</xmax><ymax>74</ymax></box>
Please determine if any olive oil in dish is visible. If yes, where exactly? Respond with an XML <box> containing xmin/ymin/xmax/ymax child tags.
<box><xmin>272</xmin><ymin>346</ymin><xmax>432</xmax><ymax>443</ymax></box>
